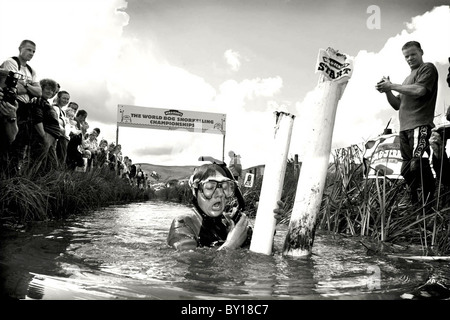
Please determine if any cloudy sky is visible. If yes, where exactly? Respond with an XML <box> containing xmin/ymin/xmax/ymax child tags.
<box><xmin>1</xmin><ymin>0</ymin><xmax>449</xmax><ymax>168</ymax></box>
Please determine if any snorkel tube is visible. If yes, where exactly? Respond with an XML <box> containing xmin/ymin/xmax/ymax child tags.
<box><xmin>198</xmin><ymin>156</ymin><xmax>246</xmax><ymax>215</ymax></box>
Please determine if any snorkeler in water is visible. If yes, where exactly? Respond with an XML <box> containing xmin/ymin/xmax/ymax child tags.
<box><xmin>167</xmin><ymin>161</ymin><xmax>283</xmax><ymax>251</ymax></box>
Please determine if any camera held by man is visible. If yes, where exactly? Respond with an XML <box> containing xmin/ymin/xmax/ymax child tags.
<box><xmin>0</xmin><ymin>72</ymin><xmax>20</xmax><ymax>145</ymax></box>
<box><xmin>2</xmin><ymin>71</ymin><xmax>23</xmax><ymax>105</ymax></box>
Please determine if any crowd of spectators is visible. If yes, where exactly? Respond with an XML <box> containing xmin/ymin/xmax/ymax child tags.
<box><xmin>0</xmin><ymin>39</ymin><xmax>149</xmax><ymax>188</ymax></box>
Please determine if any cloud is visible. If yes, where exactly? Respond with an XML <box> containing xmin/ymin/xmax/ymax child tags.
<box><xmin>0</xmin><ymin>0</ymin><xmax>129</xmax><ymax>78</ymax></box>
<box><xmin>224</xmin><ymin>49</ymin><xmax>241</xmax><ymax>72</ymax></box>
<box><xmin>215</xmin><ymin>77</ymin><xmax>283</xmax><ymax>113</ymax></box>
<box><xmin>292</xmin><ymin>5</ymin><xmax>450</xmax><ymax>161</ymax></box>
<box><xmin>0</xmin><ymin>0</ymin><xmax>132</xmax><ymax>156</ymax></box>
<box><xmin>2</xmin><ymin>1</ymin><xmax>448</xmax><ymax>169</ymax></box>
<box><xmin>404</xmin><ymin>6</ymin><xmax>450</xmax><ymax>65</ymax></box>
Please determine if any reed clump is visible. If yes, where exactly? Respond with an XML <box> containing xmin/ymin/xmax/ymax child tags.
<box><xmin>319</xmin><ymin>146</ymin><xmax>450</xmax><ymax>255</ymax></box>
<box><xmin>0</xmin><ymin>165</ymin><xmax>155</xmax><ymax>225</ymax></box>
<box><xmin>235</xmin><ymin>149</ymin><xmax>449</xmax><ymax>255</ymax></box>
<box><xmin>155</xmin><ymin>181</ymin><xmax>192</xmax><ymax>203</ymax></box>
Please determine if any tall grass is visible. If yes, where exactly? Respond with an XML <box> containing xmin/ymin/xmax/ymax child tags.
<box><xmin>155</xmin><ymin>182</ymin><xmax>192</xmax><ymax>203</ymax></box>
<box><xmin>317</xmin><ymin>146</ymin><xmax>449</xmax><ymax>255</ymax></box>
<box><xmin>0</xmin><ymin>163</ymin><xmax>155</xmax><ymax>225</ymax></box>
<box><xmin>239</xmin><ymin>150</ymin><xmax>449</xmax><ymax>255</ymax></box>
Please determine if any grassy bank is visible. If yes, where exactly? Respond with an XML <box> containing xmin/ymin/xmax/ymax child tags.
<box><xmin>0</xmin><ymin>166</ymin><xmax>155</xmax><ymax>226</ymax></box>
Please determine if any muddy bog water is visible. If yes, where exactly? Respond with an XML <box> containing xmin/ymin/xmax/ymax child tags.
<box><xmin>1</xmin><ymin>201</ymin><xmax>448</xmax><ymax>301</ymax></box>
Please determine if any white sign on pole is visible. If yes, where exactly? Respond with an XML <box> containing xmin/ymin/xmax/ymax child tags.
<box><xmin>243</xmin><ymin>172</ymin><xmax>255</xmax><ymax>188</ymax></box>
<box><xmin>117</xmin><ymin>104</ymin><xmax>226</xmax><ymax>135</ymax></box>
<box><xmin>315</xmin><ymin>48</ymin><xmax>353</xmax><ymax>82</ymax></box>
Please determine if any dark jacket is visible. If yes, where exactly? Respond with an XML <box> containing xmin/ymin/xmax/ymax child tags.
<box><xmin>66</xmin><ymin>133</ymin><xmax>84</xmax><ymax>169</ymax></box>
<box><xmin>30</xmin><ymin>97</ymin><xmax>61</xmax><ymax>139</ymax></box>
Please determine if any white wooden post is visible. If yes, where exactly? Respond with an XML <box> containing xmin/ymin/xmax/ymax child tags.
<box><xmin>283</xmin><ymin>48</ymin><xmax>353</xmax><ymax>257</ymax></box>
<box><xmin>250</xmin><ymin>111</ymin><xmax>295</xmax><ymax>255</ymax></box>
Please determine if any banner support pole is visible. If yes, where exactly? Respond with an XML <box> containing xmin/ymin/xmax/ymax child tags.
<box><xmin>116</xmin><ymin>124</ymin><xmax>119</xmax><ymax>146</ymax></box>
<box><xmin>222</xmin><ymin>133</ymin><xmax>226</xmax><ymax>163</ymax></box>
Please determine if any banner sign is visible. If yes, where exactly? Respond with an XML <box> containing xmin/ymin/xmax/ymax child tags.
<box><xmin>367</xmin><ymin>134</ymin><xmax>403</xmax><ymax>179</ymax></box>
<box><xmin>117</xmin><ymin>105</ymin><xmax>226</xmax><ymax>135</ymax></box>
<box><xmin>315</xmin><ymin>47</ymin><xmax>353</xmax><ymax>81</ymax></box>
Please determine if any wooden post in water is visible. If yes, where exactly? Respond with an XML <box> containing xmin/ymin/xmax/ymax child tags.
<box><xmin>283</xmin><ymin>48</ymin><xmax>353</xmax><ymax>257</ymax></box>
<box><xmin>250</xmin><ymin>111</ymin><xmax>295</xmax><ymax>255</ymax></box>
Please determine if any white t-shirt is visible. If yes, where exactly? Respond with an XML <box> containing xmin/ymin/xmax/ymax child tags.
<box><xmin>53</xmin><ymin>105</ymin><xmax>70</xmax><ymax>141</ymax></box>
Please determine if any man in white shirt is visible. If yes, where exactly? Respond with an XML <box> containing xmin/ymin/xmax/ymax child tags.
<box><xmin>0</xmin><ymin>40</ymin><xmax>42</xmax><ymax>172</ymax></box>
<box><xmin>53</xmin><ymin>90</ymin><xmax>71</xmax><ymax>168</ymax></box>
